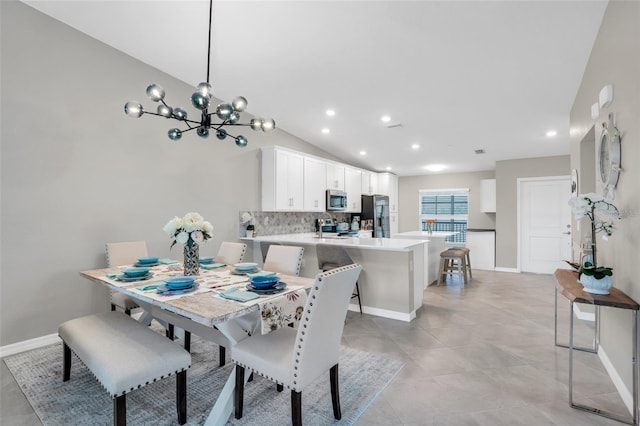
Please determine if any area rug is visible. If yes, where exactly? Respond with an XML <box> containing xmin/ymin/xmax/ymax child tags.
<box><xmin>4</xmin><ymin>333</ymin><xmax>403</xmax><ymax>425</ymax></box>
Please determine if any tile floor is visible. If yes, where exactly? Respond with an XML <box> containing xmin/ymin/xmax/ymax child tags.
<box><xmin>0</xmin><ymin>270</ymin><xmax>629</xmax><ymax>425</ymax></box>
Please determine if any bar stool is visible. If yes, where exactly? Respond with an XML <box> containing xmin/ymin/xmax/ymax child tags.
<box><xmin>450</xmin><ymin>246</ymin><xmax>472</xmax><ymax>280</ymax></box>
<box><xmin>438</xmin><ymin>248</ymin><xmax>469</xmax><ymax>287</ymax></box>
<box><xmin>316</xmin><ymin>244</ymin><xmax>362</xmax><ymax>314</ymax></box>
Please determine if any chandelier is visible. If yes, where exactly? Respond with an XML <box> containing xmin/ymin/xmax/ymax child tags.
<box><xmin>123</xmin><ymin>0</ymin><xmax>275</xmax><ymax>147</ymax></box>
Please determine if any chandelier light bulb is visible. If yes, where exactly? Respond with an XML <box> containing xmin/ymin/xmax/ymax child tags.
<box><xmin>124</xmin><ymin>102</ymin><xmax>143</xmax><ymax>118</ymax></box>
<box><xmin>196</xmin><ymin>82</ymin><xmax>213</xmax><ymax>98</ymax></box>
<box><xmin>216</xmin><ymin>104</ymin><xmax>233</xmax><ymax>120</ymax></box>
<box><xmin>173</xmin><ymin>107</ymin><xmax>188</xmax><ymax>120</ymax></box>
<box><xmin>250</xmin><ymin>118</ymin><xmax>262</xmax><ymax>131</ymax></box>
<box><xmin>216</xmin><ymin>129</ymin><xmax>228</xmax><ymax>140</ymax></box>
<box><xmin>146</xmin><ymin>84</ymin><xmax>165</xmax><ymax>102</ymax></box>
<box><xmin>196</xmin><ymin>127</ymin><xmax>210</xmax><ymax>138</ymax></box>
<box><xmin>228</xmin><ymin>112</ymin><xmax>240</xmax><ymax>124</ymax></box>
<box><xmin>191</xmin><ymin>92</ymin><xmax>210</xmax><ymax>110</ymax></box>
<box><xmin>261</xmin><ymin>118</ymin><xmax>275</xmax><ymax>132</ymax></box>
<box><xmin>168</xmin><ymin>128</ymin><xmax>182</xmax><ymax>140</ymax></box>
<box><xmin>157</xmin><ymin>104</ymin><xmax>173</xmax><ymax>118</ymax></box>
<box><xmin>232</xmin><ymin>96</ymin><xmax>248</xmax><ymax>112</ymax></box>
<box><xmin>235</xmin><ymin>135</ymin><xmax>248</xmax><ymax>147</ymax></box>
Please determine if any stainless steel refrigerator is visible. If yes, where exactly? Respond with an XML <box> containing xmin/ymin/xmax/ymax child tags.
<box><xmin>361</xmin><ymin>195</ymin><xmax>390</xmax><ymax>238</ymax></box>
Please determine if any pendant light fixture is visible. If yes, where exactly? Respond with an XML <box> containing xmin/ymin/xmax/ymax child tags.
<box><xmin>123</xmin><ymin>0</ymin><xmax>275</xmax><ymax>147</ymax></box>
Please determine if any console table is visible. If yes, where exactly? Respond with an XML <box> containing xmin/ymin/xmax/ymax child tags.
<box><xmin>553</xmin><ymin>268</ymin><xmax>639</xmax><ymax>425</ymax></box>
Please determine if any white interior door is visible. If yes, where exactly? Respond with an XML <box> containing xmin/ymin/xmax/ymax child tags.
<box><xmin>520</xmin><ymin>177</ymin><xmax>571</xmax><ymax>273</ymax></box>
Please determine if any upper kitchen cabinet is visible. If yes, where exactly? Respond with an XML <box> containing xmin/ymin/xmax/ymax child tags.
<box><xmin>344</xmin><ymin>167</ymin><xmax>362</xmax><ymax>212</ymax></box>
<box><xmin>480</xmin><ymin>179</ymin><xmax>496</xmax><ymax>213</ymax></box>
<box><xmin>262</xmin><ymin>146</ymin><xmax>304</xmax><ymax>211</ymax></box>
<box><xmin>377</xmin><ymin>172</ymin><xmax>399</xmax><ymax>213</ymax></box>
<box><xmin>303</xmin><ymin>156</ymin><xmax>327</xmax><ymax>212</ymax></box>
<box><xmin>326</xmin><ymin>162</ymin><xmax>345</xmax><ymax>191</ymax></box>
<box><xmin>361</xmin><ymin>170</ymin><xmax>378</xmax><ymax>195</ymax></box>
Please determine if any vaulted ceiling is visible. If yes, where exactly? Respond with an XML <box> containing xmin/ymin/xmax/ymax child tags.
<box><xmin>23</xmin><ymin>0</ymin><xmax>608</xmax><ymax>175</ymax></box>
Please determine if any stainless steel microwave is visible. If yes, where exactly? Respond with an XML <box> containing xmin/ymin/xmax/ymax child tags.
<box><xmin>326</xmin><ymin>190</ymin><xmax>347</xmax><ymax>211</ymax></box>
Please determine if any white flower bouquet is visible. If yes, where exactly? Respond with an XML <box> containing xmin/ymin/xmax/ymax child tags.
<box><xmin>568</xmin><ymin>193</ymin><xmax>620</xmax><ymax>288</ymax></box>
<box><xmin>163</xmin><ymin>212</ymin><xmax>213</xmax><ymax>248</ymax></box>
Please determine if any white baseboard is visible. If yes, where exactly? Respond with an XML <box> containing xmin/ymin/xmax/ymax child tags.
<box><xmin>598</xmin><ymin>344</ymin><xmax>633</xmax><ymax>415</ymax></box>
<box><xmin>573</xmin><ymin>304</ymin><xmax>596</xmax><ymax>322</ymax></box>
<box><xmin>0</xmin><ymin>333</ymin><xmax>60</xmax><ymax>359</ymax></box>
<box><xmin>494</xmin><ymin>267</ymin><xmax>520</xmax><ymax>273</ymax></box>
<box><xmin>349</xmin><ymin>304</ymin><xmax>415</xmax><ymax>322</ymax></box>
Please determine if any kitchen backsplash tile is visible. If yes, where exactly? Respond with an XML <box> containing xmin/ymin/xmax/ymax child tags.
<box><xmin>239</xmin><ymin>211</ymin><xmax>350</xmax><ymax>237</ymax></box>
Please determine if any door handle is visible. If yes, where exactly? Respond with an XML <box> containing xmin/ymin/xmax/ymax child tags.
<box><xmin>562</xmin><ymin>231</ymin><xmax>571</xmax><ymax>235</ymax></box>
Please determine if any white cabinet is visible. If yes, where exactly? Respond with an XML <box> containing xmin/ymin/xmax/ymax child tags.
<box><xmin>326</xmin><ymin>163</ymin><xmax>345</xmax><ymax>191</ymax></box>
<box><xmin>465</xmin><ymin>231</ymin><xmax>495</xmax><ymax>270</ymax></box>
<box><xmin>303</xmin><ymin>157</ymin><xmax>326</xmax><ymax>212</ymax></box>
<box><xmin>378</xmin><ymin>172</ymin><xmax>399</xmax><ymax>212</ymax></box>
<box><xmin>361</xmin><ymin>170</ymin><xmax>378</xmax><ymax>195</ymax></box>
<box><xmin>480</xmin><ymin>179</ymin><xmax>496</xmax><ymax>213</ymax></box>
<box><xmin>262</xmin><ymin>147</ymin><xmax>303</xmax><ymax>211</ymax></box>
<box><xmin>390</xmin><ymin>212</ymin><xmax>398</xmax><ymax>236</ymax></box>
<box><xmin>344</xmin><ymin>167</ymin><xmax>362</xmax><ymax>212</ymax></box>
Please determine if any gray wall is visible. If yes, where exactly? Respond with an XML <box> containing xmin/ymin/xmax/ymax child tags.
<box><xmin>0</xmin><ymin>1</ymin><xmax>340</xmax><ymax>346</ymax></box>
<box><xmin>494</xmin><ymin>155</ymin><xmax>570</xmax><ymax>269</ymax></box>
<box><xmin>398</xmin><ymin>171</ymin><xmax>497</xmax><ymax>233</ymax></box>
<box><xmin>569</xmin><ymin>1</ymin><xmax>640</xmax><ymax>395</ymax></box>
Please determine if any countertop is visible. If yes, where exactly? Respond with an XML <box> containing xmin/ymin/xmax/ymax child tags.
<box><xmin>466</xmin><ymin>229</ymin><xmax>496</xmax><ymax>232</ymax></box>
<box><xmin>242</xmin><ymin>233</ymin><xmax>425</xmax><ymax>251</ymax></box>
<box><xmin>393</xmin><ymin>231</ymin><xmax>458</xmax><ymax>239</ymax></box>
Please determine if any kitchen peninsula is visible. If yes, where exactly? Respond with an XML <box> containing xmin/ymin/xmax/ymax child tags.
<box><xmin>392</xmin><ymin>231</ymin><xmax>458</xmax><ymax>286</ymax></box>
<box><xmin>242</xmin><ymin>234</ymin><xmax>425</xmax><ymax>322</ymax></box>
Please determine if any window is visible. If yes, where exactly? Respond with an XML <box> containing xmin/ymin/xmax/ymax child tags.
<box><xmin>419</xmin><ymin>189</ymin><xmax>468</xmax><ymax>243</ymax></box>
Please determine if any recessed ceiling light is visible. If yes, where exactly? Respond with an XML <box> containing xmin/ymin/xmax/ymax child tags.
<box><xmin>424</xmin><ymin>164</ymin><xmax>446</xmax><ymax>172</ymax></box>
<box><xmin>380</xmin><ymin>116</ymin><xmax>391</xmax><ymax>123</ymax></box>
<box><xmin>386</xmin><ymin>166</ymin><xmax>392</xmax><ymax>171</ymax></box>
<box><xmin>321</xmin><ymin>128</ymin><xmax>330</xmax><ymax>134</ymax></box>
<box><xmin>326</xmin><ymin>109</ymin><xmax>336</xmax><ymax>117</ymax></box>
<box><xmin>411</xmin><ymin>144</ymin><xmax>420</xmax><ymax>149</ymax></box>
<box><xmin>546</xmin><ymin>130</ymin><xmax>557</xmax><ymax>137</ymax></box>
<box><xmin>359</xmin><ymin>150</ymin><xmax>367</xmax><ymax>156</ymax></box>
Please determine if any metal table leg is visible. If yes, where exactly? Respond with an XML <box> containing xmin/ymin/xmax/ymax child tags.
<box><xmin>569</xmin><ymin>303</ymin><xmax>638</xmax><ymax>425</ymax></box>
<box><xmin>555</xmin><ymin>288</ymin><xmax>598</xmax><ymax>353</ymax></box>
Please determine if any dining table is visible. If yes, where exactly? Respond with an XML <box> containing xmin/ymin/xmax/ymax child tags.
<box><xmin>80</xmin><ymin>261</ymin><xmax>314</xmax><ymax>425</ymax></box>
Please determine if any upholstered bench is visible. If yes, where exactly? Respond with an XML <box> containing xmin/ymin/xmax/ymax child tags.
<box><xmin>58</xmin><ymin>311</ymin><xmax>191</xmax><ymax>426</ymax></box>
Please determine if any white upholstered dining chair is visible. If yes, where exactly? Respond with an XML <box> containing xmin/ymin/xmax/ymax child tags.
<box><xmin>215</xmin><ymin>242</ymin><xmax>247</xmax><ymax>264</ymax></box>
<box><xmin>232</xmin><ymin>264</ymin><xmax>362</xmax><ymax>426</ymax></box>
<box><xmin>105</xmin><ymin>241</ymin><xmax>148</xmax><ymax>315</ymax></box>
<box><xmin>263</xmin><ymin>245</ymin><xmax>304</xmax><ymax>276</ymax></box>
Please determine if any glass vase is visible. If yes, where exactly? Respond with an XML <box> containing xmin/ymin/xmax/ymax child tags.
<box><xmin>183</xmin><ymin>240</ymin><xmax>200</xmax><ymax>276</ymax></box>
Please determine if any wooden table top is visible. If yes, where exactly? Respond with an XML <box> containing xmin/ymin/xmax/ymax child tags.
<box><xmin>554</xmin><ymin>268</ymin><xmax>639</xmax><ymax>310</ymax></box>
<box><xmin>81</xmin><ymin>266</ymin><xmax>314</xmax><ymax>328</ymax></box>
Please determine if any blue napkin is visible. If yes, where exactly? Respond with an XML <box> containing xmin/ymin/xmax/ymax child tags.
<box><xmin>201</xmin><ymin>263</ymin><xmax>227</xmax><ymax>270</ymax></box>
<box><xmin>246</xmin><ymin>271</ymin><xmax>277</xmax><ymax>279</ymax></box>
<box><xmin>219</xmin><ymin>287</ymin><xmax>259</xmax><ymax>302</ymax></box>
<box><xmin>159</xmin><ymin>258</ymin><xmax>179</xmax><ymax>264</ymax></box>
<box><xmin>136</xmin><ymin>284</ymin><xmax>160</xmax><ymax>291</ymax></box>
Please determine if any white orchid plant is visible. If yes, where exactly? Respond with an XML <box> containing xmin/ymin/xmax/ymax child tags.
<box><xmin>163</xmin><ymin>212</ymin><xmax>213</xmax><ymax>249</ymax></box>
<box><xmin>568</xmin><ymin>193</ymin><xmax>620</xmax><ymax>277</ymax></box>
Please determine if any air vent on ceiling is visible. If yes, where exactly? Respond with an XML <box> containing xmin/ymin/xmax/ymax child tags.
<box><xmin>386</xmin><ymin>123</ymin><xmax>403</xmax><ymax>129</ymax></box>
<box><xmin>475</xmin><ymin>149</ymin><xmax>485</xmax><ymax>154</ymax></box>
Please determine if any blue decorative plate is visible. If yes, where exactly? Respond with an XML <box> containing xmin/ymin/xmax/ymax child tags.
<box><xmin>164</xmin><ymin>276</ymin><xmax>197</xmax><ymax>289</ymax></box>
<box><xmin>137</xmin><ymin>256</ymin><xmax>159</xmax><ymax>264</ymax></box>
<box><xmin>116</xmin><ymin>272</ymin><xmax>153</xmax><ymax>282</ymax></box>
<box><xmin>123</xmin><ymin>267</ymin><xmax>150</xmax><ymax>277</ymax></box>
<box><xmin>156</xmin><ymin>282</ymin><xmax>199</xmax><ymax>295</ymax></box>
<box><xmin>234</xmin><ymin>262</ymin><xmax>258</xmax><ymax>271</ymax></box>
<box><xmin>249</xmin><ymin>275</ymin><xmax>280</xmax><ymax>289</ymax></box>
<box><xmin>199</xmin><ymin>257</ymin><xmax>214</xmax><ymax>264</ymax></box>
<box><xmin>246</xmin><ymin>282</ymin><xmax>287</xmax><ymax>294</ymax></box>
<box><xmin>232</xmin><ymin>267</ymin><xmax>260</xmax><ymax>275</ymax></box>
<box><xmin>134</xmin><ymin>262</ymin><xmax>160</xmax><ymax>267</ymax></box>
